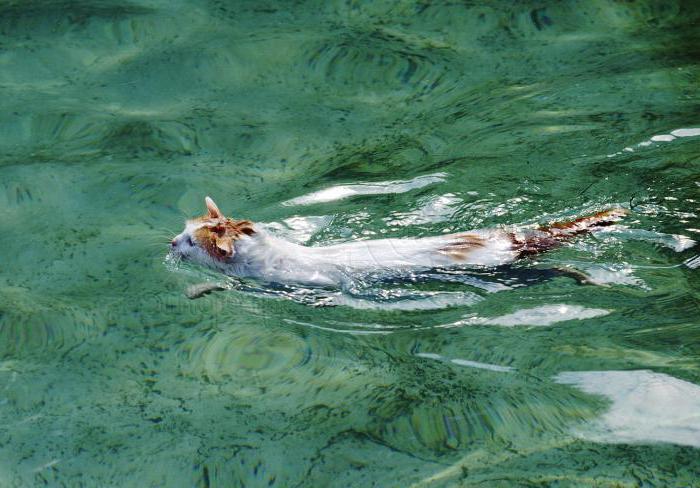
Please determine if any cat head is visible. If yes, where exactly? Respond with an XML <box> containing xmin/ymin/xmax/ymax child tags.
<box><xmin>170</xmin><ymin>196</ymin><xmax>255</xmax><ymax>267</ymax></box>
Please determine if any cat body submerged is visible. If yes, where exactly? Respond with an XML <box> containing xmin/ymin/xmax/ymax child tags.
<box><xmin>170</xmin><ymin>197</ymin><xmax>627</xmax><ymax>287</ymax></box>
<box><xmin>213</xmin><ymin>226</ymin><xmax>515</xmax><ymax>286</ymax></box>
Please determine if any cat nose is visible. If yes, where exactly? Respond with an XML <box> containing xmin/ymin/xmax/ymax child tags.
<box><xmin>171</xmin><ymin>239</ymin><xmax>177</xmax><ymax>247</ymax></box>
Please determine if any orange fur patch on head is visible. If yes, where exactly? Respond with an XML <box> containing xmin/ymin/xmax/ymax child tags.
<box><xmin>193</xmin><ymin>219</ymin><xmax>255</xmax><ymax>261</ymax></box>
<box><xmin>191</xmin><ymin>197</ymin><xmax>255</xmax><ymax>261</ymax></box>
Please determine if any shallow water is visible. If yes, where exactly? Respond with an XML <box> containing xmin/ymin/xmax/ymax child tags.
<box><xmin>1</xmin><ymin>0</ymin><xmax>700</xmax><ymax>486</ymax></box>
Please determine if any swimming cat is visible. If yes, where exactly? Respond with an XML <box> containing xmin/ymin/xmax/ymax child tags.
<box><xmin>170</xmin><ymin>196</ymin><xmax>628</xmax><ymax>288</ymax></box>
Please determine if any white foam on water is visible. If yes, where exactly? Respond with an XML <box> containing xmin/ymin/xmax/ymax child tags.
<box><xmin>597</xmin><ymin>227</ymin><xmax>696</xmax><ymax>252</ymax></box>
<box><xmin>262</xmin><ymin>215</ymin><xmax>333</xmax><ymax>243</ymax></box>
<box><xmin>650</xmin><ymin>134</ymin><xmax>675</xmax><ymax>142</ymax></box>
<box><xmin>670</xmin><ymin>128</ymin><xmax>700</xmax><ymax>137</ymax></box>
<box><xmin>684</xmin><ymin>255</ymin><xmax>700</xmax><ymax>269</ymax></box>
<box><xmin>607</xmin><ymin>126</ymin><xmax>700</xmax><ymax>157</ymax></box>
<box><xmin>555</xmin><ymin>370</ymin><xmax>700</xmax><ymax>448</ymax></box>
<box><xmin>282</xmin><ymin>173</ymin><xmax>446</xmax><ymax>205</ymax></box>
<box><xmin>469</xmin><ymin>304</ymin><xmax>610</xmax><ymax>327</ymax></box>
<box><xmin>333</xmin><ymin>290</ymin><xmax>482</xmax><ymax>311</ymax></box>
<box><xmin>384</xmin><ymin>193</ymin><xmax>461</xmax><ymax>226</ymax></box>
<box><xmin>579</xmin><ymin>264</ymin><xmax>646</xmax><ymax>287</ymax></box>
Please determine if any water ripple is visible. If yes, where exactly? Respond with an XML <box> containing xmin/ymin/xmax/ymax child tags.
<box><xmin>306</xmin><ymin>28</ymin><xmax>450</xmax><ymax>94</ymax></box>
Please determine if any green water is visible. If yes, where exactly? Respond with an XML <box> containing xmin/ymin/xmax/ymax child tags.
<box><xmin>1</xmin><ymin>1</ymin><xmax>700</xmax><ymax>486</ymax></box>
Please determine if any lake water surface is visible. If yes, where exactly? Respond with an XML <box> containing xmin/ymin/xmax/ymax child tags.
<box><xmin>1</xmin><ymin>1</ymin><xmax>699</xmax><ymax>486</ymax></box>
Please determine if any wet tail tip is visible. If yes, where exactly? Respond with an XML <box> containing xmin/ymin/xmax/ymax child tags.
<box><xmin>547</xmin><ymin>207</ymin><xmax>629</xmax><ymax>233</ymax></box>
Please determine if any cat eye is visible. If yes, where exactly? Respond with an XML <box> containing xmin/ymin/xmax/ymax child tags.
<box><xmin>186</xmin><ymin>237</ymin><xmax>194</xmax><ymax>246</ymax></box>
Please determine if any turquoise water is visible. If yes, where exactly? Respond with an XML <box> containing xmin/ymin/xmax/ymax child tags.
<box><xmin>1</xmin><ymin>1</ymin><xmax>700</xmax><ymax>486</ymax></box>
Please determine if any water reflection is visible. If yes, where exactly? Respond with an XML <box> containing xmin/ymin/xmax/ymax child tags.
<box><xmin>282</xmin><ymin>172</ymin><xmax>446</xmax><ymax>206</ymax></box>
<box><xmin>608</xmin><ymin>125</ymin><xmax>700</xmax><ymax>157</ymax></box>
<box><xmin>416</xmin><ymin>352</ymin><xmax>514</xmax><ymax>372</ymax></box>
<box><xmin>556</xmin><ymin>370</ymin><xmax>700</xmax><ymax>448</ymax></box>
<box><xmin>457</xmin><ymin>304</ymin><xmax>610</xmax><ymax>327</ymax></box>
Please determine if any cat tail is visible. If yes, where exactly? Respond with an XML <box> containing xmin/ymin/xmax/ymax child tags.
<box><xmin>514</xmin><ymin>208</ymin><xmax>629</xmax><ymax>255</ymax></box>
<box><xmin>541</xmin><ymin>207</ymin><xmax>629</xmax><ymax>237</ymax></box>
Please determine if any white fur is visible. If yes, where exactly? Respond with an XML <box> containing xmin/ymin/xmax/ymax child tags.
<box><xmin>172</xmin><ymin>222</ymin><xmax>518</xmax><ymax>287</ymax></box>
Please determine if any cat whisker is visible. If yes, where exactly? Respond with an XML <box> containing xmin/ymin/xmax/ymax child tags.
<box><xmin>144</xmin><ymin>245</ymin><xmax>169</xmax><ymax>254</ymax></box>
<box><xmin>145</xmin><ymin>231</ymin><xmax>174</xmax><ymax>239</ymax></box>
<box><xmin>145</xmin><ymin>241</ymin><xmax>173</xmax><ymax>248</ymax></box>
<box><xmin>143</xmin><ymin>234</ymin><xmax>175</xmax><ymax>244</ymax></box>
<box><xmin>144</xmin><ymin>243</ymin><xmax>170</xmax><ymax>250</ymax></box>
<box><xmin>152</xmin><ymin>226</ymin><xmax>177</xmax><ymax>234</ymax></box>
<box><xmin>144</xmin><ymin>235</ymin><xmax>172</xmax><ymax>243</ymax></box>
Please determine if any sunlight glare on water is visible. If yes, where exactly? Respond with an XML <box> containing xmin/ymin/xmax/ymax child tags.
<box><xmin>0</xmin><ymin>0</ymin><xmax>699</xmax><ymax>486</ymax></box>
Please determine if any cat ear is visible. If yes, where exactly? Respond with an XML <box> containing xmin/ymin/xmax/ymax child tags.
<box><xmin>205</xmin><ymin>196</ymin><xmax>223</xmax><ymax>219</ymax></box>
<box><xmin>215</xmin><ymin>236</ymin><xmax>233</xmax><ymax>258</ymax></box>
